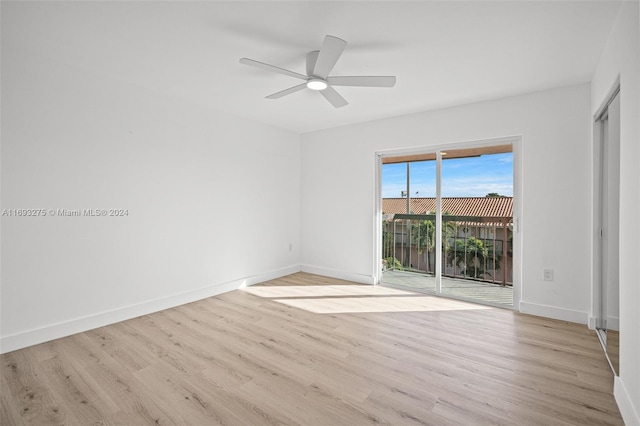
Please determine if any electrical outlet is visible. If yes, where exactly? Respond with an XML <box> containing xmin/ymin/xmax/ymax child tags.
<box><xmin>543</xmin><ymin>269</ymin><xmax>554</xmax><ymax>281</ymax></box>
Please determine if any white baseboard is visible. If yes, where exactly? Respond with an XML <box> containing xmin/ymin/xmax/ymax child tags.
<box><xmin>587</xmin><ymin>316</ymin><xmax>619</xmax><ymax>331</ymax></box>
<box><xmin>606</xmin><ymin>316</ymin><xmax>620</xmax><ymax>331</ymax></box>
<box><xmin>300</xmin><ymin>264</ymin><xmax>375</xmax><ymax>285</ymax></box>
<box><xmin>519</xmin><ymin>301</ymin><xmax>588</xmax><ymax>324</ymax></box>
<box><xmin>0</xmin><ymin>264</ymin><xmax>300</xmax><ymax>354</ymax></box>
<box><xmin>615</xmin><ymin>376</ymin><xmax>640</xmax><ymax>426</ymax></box>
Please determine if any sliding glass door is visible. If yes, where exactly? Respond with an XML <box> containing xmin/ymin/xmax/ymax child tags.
<box><xmin>379</xmin><ymin>143</ymin><xmax>515</xmax><ymax>307</ymax></box>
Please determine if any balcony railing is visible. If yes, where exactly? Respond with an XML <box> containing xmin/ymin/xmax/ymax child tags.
<box><xmin>382</xmin><ymin>214</ymin><xmax>513</xmax><ymax>286</ymax></box>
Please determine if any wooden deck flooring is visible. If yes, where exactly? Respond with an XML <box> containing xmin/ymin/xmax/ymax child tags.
<box><xmin>1</xmin><ymin>272</ymin><xmax>622</xmax><ymax>425</ymax></box>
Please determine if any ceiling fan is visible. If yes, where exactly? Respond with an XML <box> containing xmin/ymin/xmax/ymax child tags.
<box><xmin>239</xmin><ymin>35</ymin><xmax>396</xmax><ymax>108</ymax></box>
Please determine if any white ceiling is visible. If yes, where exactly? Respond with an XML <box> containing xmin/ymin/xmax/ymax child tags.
<box><xmin>3</xmin><ymin>1</ymin><xmax>623</xmax><ymax>134</ymax></box>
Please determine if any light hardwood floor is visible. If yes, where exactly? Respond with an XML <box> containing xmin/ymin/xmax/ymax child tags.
<box><xmin>1</xmin><ymin>273</ymin><xmax>623</xmax><ymax>425</ymax></box>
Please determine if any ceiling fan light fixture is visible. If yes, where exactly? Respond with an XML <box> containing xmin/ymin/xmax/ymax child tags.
<box><xmin>240</xmin><ymin>35</ymin><xmax>396</xmax><ymax>108</ymax></box>
<box><xmin>306</xmin><ymin>78</ymin><xmax>328</xmax><ymax>91</ymax></box>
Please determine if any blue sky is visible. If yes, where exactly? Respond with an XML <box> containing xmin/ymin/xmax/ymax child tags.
<box><xmin>382</xmin><ymin>153</ymin><xmax>513</xmax><ymax>198</ymax></box>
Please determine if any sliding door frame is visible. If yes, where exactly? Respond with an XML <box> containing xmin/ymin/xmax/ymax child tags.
<box><xmin>374</xmin><ymin>135</ymin><xmax>522</xmax><ymax>310</ymax></box>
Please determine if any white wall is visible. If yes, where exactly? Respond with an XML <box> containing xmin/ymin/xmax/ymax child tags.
<box><xmin>302</xmin><ymin>83</ymin><xmax>592</xmax><ymax>322</ymax></box>
<box><xmin>1</xmin><ymin>46</ymin><xmax>301</xmax><ymax>353</ymax></box>
<box><xmin>591</xmin><ymin>2</ymin><xmax>640</xmax><ymax>424</ymax></box>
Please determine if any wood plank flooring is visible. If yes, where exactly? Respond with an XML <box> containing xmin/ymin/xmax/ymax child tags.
<box><xmin>1</xmin><ymin>272</ymin><xmax>623</xmax><ymax>425</ymax></box>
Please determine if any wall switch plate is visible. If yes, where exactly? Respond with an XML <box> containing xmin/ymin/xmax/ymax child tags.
<box><xmin>543</xmin><ymin>269</ymin><xmax>554</xmax><ymax>281</ymax></box>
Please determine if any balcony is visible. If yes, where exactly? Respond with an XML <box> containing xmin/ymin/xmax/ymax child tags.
<box><xmin>382</xmin><ymin>214</ymin><xmax>513</xmax><ymax>307</ymax></box>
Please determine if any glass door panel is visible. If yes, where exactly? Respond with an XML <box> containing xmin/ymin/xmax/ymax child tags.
<box><xmin>439</xmin><ymin>148</ymin><xmax>514</xmax><ymax>306</ymax></box>
<box><xmin>381</xmin><ymin>158</ymin><xmax>437</xmax><ymax>292</ymax></box>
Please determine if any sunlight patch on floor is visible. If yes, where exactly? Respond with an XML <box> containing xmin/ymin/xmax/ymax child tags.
<box><xmin>243</xmin><ymin>284</ymin><xmax>496</xmax><ymax>314</ymax></box>
<box><xmin>272</xmin><ymin>295</ymin><xmax>494</xmax><ymax>314</ymax></box>
<box><xmin>241</xmin><ymin>285</ymin><xmax>415</xmax><ymax>298</ymax></box>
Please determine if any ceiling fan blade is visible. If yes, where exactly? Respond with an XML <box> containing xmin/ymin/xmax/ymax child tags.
<box><xmin>239</xmin><ymin>58</ymin><xmax>307</xmax><ymax>80</ymax></box>
<box><xmin>319</xmin><ymin>86</ymin><xmax>348</xmax><ymax>108</ymax></box>
<box><xmin>266</xmin><ymin>83</ymin><xmax>308</xmax><ymax>99</ymax></box>
<box><xmin>327</xmin><ymin>76</ymin><xmax>396</xmax><ymax>87</ymax></box>
<box><xmin>312</xmin><ymin>35</ymin><xmax>347</xmax><ymax>79</ymax></box>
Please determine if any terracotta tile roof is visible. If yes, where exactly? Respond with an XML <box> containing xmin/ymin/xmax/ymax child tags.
<box><xmin>382</xmin><ymin>197</ymin><xmax>512</xmax><ymax>218</ymax></box>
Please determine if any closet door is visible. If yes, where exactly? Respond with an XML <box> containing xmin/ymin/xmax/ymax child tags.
<box><xmin>598</xmin><ymin>90</ymin><xmax>620</xmax><ymax>375</ymax></box>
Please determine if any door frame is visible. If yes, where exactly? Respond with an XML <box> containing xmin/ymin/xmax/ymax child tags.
<box><xmin>374</xmin><ymin>135</ymin><xmax>522</xmax><ymax>310</ymax></box>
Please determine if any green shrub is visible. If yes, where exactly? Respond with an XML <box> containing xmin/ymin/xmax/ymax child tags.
<box><xmin>384</xmin><ymin>257</ymin><xmax>403</xmax><ymax>271</ymax></box>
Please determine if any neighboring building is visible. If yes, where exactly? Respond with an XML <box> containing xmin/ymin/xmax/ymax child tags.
<box><xmin>382</xmin><ymin>196</ymin><xmax>513</xmax><ymax>218</ymax></box>
<box><xmin>382</xmin><ymin>197</ymin><xmax>513</xmax><ymax>284</ymax></box>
